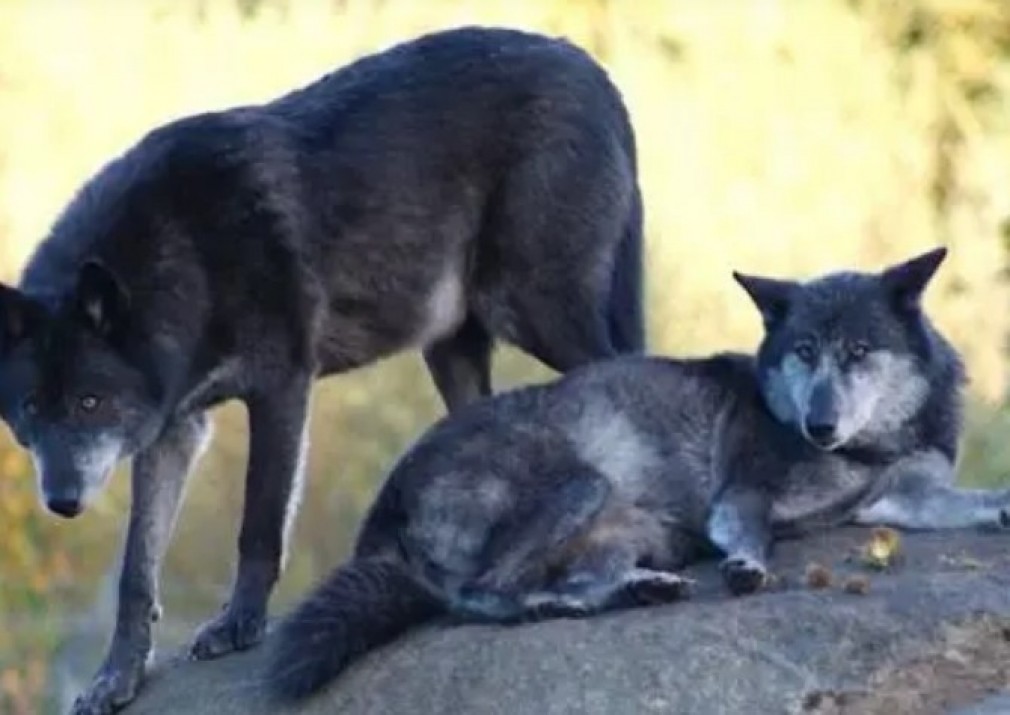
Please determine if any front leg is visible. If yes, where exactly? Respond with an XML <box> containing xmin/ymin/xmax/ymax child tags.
<box><xmin>707</xmin><ymin>487</ymin><xmax>773</xmax><ymax>596</ymax></box>
<box><xmin>190</xmin><ymin>374</ymin><xmax>312</xmax><ymax>659</ymax></box>
<box><xmin>854</xmin><ymin>451</ymin><xmax>1010</xmax><ymax>530</ymax></box>
<box><xmin>72</xmin><ymin>414</ymin><xmax>211</xmax><ymax>715</ymax></box>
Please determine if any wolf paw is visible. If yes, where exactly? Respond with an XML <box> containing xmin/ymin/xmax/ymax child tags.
<box><xmin>522</xmin><ymin>593</ymin><xmax>594</xmax><ymax>621</ymax></box>
<box><xmin>624</xmin><ymin>569</ymin><xmax>692</xmax><ymax>605</ymax></box>
<box><xmin>720</xmin><ymin>556</ymin><xmax>768</xmax><ymax>596</ymax></box>
<box><xmin>71</xmin><ymin>664</ymin><xmax>144</xmax><ymax>715</ymax></box>
<box><xmin>189</xmin><ymin>603</ymin><xmax>266</xmax><ymax>660</ymax></box>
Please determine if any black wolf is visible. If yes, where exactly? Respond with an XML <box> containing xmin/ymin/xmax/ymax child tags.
<box><xmin>265</xmin><ymin>247</ymin><xmax>1010</xmax><ymax>702</ymax></box>
<box><xmin>0</xmin><ymin>27</ymin><xmax>643</xmax><ymax>713</ymax></box>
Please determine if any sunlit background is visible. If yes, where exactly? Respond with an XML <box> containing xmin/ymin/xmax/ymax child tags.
<box><xmin>1</xmin><ymin>1</ymin><xmax>1009</xmax><ymax>712</ymax></box>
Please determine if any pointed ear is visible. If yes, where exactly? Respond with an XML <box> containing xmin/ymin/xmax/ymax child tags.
<box><xmin>75</xmin><ymin>260</ymin><xmax>130</xmax><ymax>336</ymax></box>
<box><xmin>0</xmin><ymin>283</ymin><xmax>43</xmax><ymax>352</ymax></box>
<box><xmin>881</xmin><ymin>247</ymin><xmax>947</xmax><ymax>313</ymax></box>
<box><xmin>733</xmin><ymin>271</ymin><xmax>797</xmax><ymax>329</ymax></box>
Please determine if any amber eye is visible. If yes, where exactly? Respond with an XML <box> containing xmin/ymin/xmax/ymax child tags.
<box><xmin>22</xmin><ymin>395</ymin><xmax>39</xmax><ymax>416</ymax></box>
<box><xmin>794</xmin><ymin>341</ymin><xmax>817</xmax><ymax>364</ymax></box>
<box><xmin>80</xmin><ymin>395</ymin><xmax>101</xmax><ymax>412</ymax></box>
<box><xmin>849</xmin><ymin>342</ymin><xmax>869</xmax><ymax>362</ymax></box>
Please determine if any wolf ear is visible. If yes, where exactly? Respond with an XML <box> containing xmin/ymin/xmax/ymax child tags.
<box><xmin>0</xmin><ymin>283</ymin><xmax>42</xmax><ymax>352</ymax></box>
<box><xmin>881</xmin><ymin>247</ymin><xmax>947</xmax><ymax>313</ymax></box>
<box><xmin>75</xmin><ymin>260</ymin><xmax>130</xmax><ymax>337</ymax></box>
<box><xmin>733</xmin><ymin>272</ymin><xmax>796</xmax><ymax>329</ymax></box>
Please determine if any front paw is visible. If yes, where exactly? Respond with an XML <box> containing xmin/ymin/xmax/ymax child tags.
<box><xmin>720</xmin><ymin>555</ymin><xmax>768</xmax><ymax>596</ymax></box>
<box><xmin>71</xmin><ymin>663</ymin><xmax>144</xmax><ymax>715</ymax></box>
<box><xmin>189</xmin><ymin>602</ymin><xmax>267</xmax><ymax>660</ymax></box>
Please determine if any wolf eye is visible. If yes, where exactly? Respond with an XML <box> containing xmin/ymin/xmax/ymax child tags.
<box><xmin>22</xmin><ymin>395</ymin><xmax>38</xmax><ymax>416</ymax></box>
<box><xmin>794</xmin><ymin>341</ymin><xmax>817</xmax><ymax>364</ymax></box>
<box><xmin>79</xmin><ymin>395</ymin><xmax>101</xmax><ymax>412</ymax></box>
<box><xmin>848</xmin><ymin>342</ymin><xmax>869</xmax><ymax>362</ymax></box>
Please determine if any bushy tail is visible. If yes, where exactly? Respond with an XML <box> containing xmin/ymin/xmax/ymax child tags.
<box><xmin>266</xmin><ymin>558</ymin><xmax>443</xmax><ymax>703</ymax></box>
<box><xmin>608</xmin><ymin>188</ymin><xmax>646</xmax><ymax>353</ymax></box>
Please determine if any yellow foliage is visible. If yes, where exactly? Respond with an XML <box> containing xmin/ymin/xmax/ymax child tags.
<box><xmin>0</xmin><ymin>1</ymin><xmax>1007</xmax><ymax>711</ymax></box>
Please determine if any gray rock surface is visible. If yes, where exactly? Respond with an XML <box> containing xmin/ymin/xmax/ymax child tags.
<box><xmin>950</xmin><ymin>692</ymin><xmax>1010</xmax><ymax>715</ymax></box>
<box><xmin>123</xmin><ymin>527</ymin><xmax>1010</xmax><ymax>715</ymax></box>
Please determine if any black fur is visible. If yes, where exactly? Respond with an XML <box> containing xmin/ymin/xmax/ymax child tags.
<box><xmin>0</xmin><ymin>27</ymin><xmax>645</xmax><ymax>715</ymax></box>
<box><xmin>607</xmin><ymin>188</ymin><xmax>645</xmax><ymax>352</ymax></box>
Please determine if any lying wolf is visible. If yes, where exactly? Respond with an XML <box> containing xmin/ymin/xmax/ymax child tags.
<box><xmin>266</xmin><ymin>246</ymin><xmax>1010</xmax><ymax>702</ymax></box>
<box><xmin>0</xmin><ymin>27</ymin><xmax>644</xmax><ymax>714</ymax></box>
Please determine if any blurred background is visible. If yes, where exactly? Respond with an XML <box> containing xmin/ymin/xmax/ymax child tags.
<box><xmin>0</xmin><ymin>0</ymin><xmax>1009</xmax><ymax>712</ymax></box>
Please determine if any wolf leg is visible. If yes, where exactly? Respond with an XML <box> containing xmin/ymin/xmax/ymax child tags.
<box><xmin>72</xmin><ymin>414</ymin><xmax>211</xmax><ymax>715</ymax></box>
<box><xmin>854</xmin><ymin>453</ymin><xmax>1010</xmax><ymax>530</ymax></box>
<box><xmin>453</xmin><ymin>559</ymin><xmax>689</xmax><ymax>623</ymax></box>
<box><xmin>190</xmin><ymin>374</ymin><xmax>312</xmax><ymax>659</ymax></box>
<box><xmin>522</xmin><ymin>536</ymin><xmax>691</xmax><ymax>620</ymax></box>
<box><xmin>854</xmin><ymin>486</ymin><xmax>1010</xmax><ymax>530</ymax></box>
<box><xmin>446</xmin><ymin>469</ymin><xmax>612</xmax><ymax>622</ymax></box>
<box><xmin>521</xmin><ymin>569</ymin><xmax>691</xmax><ymax>620</ymax></box>
<box><xmin>470</xmin><ymin>150</ymin><xmax>631</xmax><ymax>373</ymax></box>
<box><xmin>423</xmin><ymin>315</ymin><xmax>493</xmax><ymax>411</ymax></box>
<box><xmin>491</xmin><ymin>288</ymin><xmax>616</xmax><ymax>374</ymax></box>
<box><xmin>462</xmin><ymin>498</ymin><xmax>691</xmax><ymax>622</ymax></box>
<box><xmin>471</xmin><ymin>469</ymin><xmax>612</xmax><ymax>592</ymax></box>
<box><xmin>707</xmin><ymin>487</ymin><xmax>773</xmax><ymax>596</ymax></box>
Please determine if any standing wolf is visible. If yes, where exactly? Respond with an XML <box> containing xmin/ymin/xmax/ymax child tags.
<box><xmin>267</xmin><ymin>247</ymin><xmax>1010</xmax><ymax>702</ymax></box>
<box><xmin>0</xmin><ymin>27</ymin><xmax>644</xmax><ymax>714</ymax></box>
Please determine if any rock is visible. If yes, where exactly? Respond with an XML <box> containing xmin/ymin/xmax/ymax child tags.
<box><xmin>949</xmin><ymin>692</ymin><xmax>1010</xmax><ymax>715</ymax></box>
<box><xmin>123</xmin><ymin>527</ymin><xmax>1010</xmax><ymax>715</ymax></box>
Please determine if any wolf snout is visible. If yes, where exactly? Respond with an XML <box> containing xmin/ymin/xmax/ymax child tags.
<box><xmin>804</xmin><ymin>381</ymin><xmax>840</xmax><ymax>447</ymax></box>
<box><xmin>804</xmin><ymin>417</ymin><xmax>837</xmax><ymax>446</ymax></box>
<box><xmin>46</xmin><ymin>495</ymin><xmax>84</xmax><ymax>518</ymax></box>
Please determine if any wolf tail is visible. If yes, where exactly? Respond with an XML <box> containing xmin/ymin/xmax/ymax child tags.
<box><xmin>608</xmin><ymin>187</ymin><xmax>646</xmax><ymax>353</ymax></box>
<box><xmin>266</xmin><ymin>558</ymin><xmax>442</xmax><ymax>702</ymax></box>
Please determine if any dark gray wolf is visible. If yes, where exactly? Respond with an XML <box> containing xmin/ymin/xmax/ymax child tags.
<box><xmin>0</xmin><ymin>26</ymin><xmax>643</xmax><ymax>714</ymax></box>
<box><xmin>265</xmin><ymin>247</ymin><xmax>1010</xmax><ymax>702</ymax></box>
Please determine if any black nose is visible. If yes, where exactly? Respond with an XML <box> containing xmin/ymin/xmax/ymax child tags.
<box><xmin>805</xmin><ymin>420</ymin><xmax>837</xmax><ymax>444</ymax></box>
<box><xmin>47</xmin><ymin>498</ymin><xmax>83</xmax><ymax>518</ymax></box>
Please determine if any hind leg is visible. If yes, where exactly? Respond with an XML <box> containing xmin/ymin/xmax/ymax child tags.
<box><xmin>423</xmin><ymin>315</ymin><xmax>493</xmax><ymax>412</ymax></box>
<box><xmin>522</xmin><ymin>513</ymin><xmax>693</xmax><ymax>620</ymax></box>
<box><xmin>521</xmin><ymin>542</ymin><xmax>690</xmax><ymax>621</ymax></box>
<box><xmin>471</xmin><ymin>149</ymin><xmax>635</xmax><ymax>374</ymax></box>
<box><xmin>446</xmin><ymin>468</ymin><xmax>613</xmax><ymax>623</ymax></box>
<box><xmin>451</xmin><ymin>552</ymin><xmax>689</xmax><ymax>624</ymax></box>
<box><xmin>468</xmin><ymin>470</ymin><xmax>612</xmax><ymax>593</ymax></box>
<box><xmin>502</xmin><ymin>285</ymin><xmax>616</xmax><ymax>374</ymax></box>
<box><xmin>462</xmin><ymin>502</ymin><xmax>692</xmax><ymax>623</ymax></box>
<box><xmin>474</xmin><ymin>269</ymin><xmax>616</xmax><ymax>374</ymax></box>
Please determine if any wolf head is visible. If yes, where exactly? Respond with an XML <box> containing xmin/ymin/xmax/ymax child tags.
<box><xmin>734</xmin><ymin>248</ymin><xmax>951</xmax><ymax>451</ymax></box>
<box><xmin>0</xmin><ymin>261</ymin><xmax>162</xmax><ymax>518</ymax></box>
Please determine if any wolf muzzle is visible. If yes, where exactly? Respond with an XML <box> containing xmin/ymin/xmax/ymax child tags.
<box><xmin>804</xmin><ymin>380</ymin><xmax>839</xmax><ymax>447</ymax></box>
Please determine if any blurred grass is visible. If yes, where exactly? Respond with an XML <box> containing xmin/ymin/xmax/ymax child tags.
<box><xmin>0</xmin><ymin>0</ymin><xmax>1009</xmax><ymax>712</ymax></box>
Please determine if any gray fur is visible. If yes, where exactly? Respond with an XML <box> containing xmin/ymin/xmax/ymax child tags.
<box><xmin>71</xmin><ymin>414</ymin><xmax>211</xmax><ymax>713</ymax></box>
<box><xmin>267</xmin><ymin>246</ymin><xmax>1010</xmax><ymax>702</ymax></box>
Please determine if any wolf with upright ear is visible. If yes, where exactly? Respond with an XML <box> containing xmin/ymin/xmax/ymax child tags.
<box><xmin>880</xmin><ymin>246</ymin><xmax>947</xmax><ymax>314</ymax></box>
<box><xmin>74</xmin><ymin>260</ymin><xmax>131</xmax><ymax>337</ymax></box>
<box><xmin>732</xmin><ymin>272</ymin><xmax>799</xmax><ymax>329</ymax></box>
<box><xmin>0</xmin><ymin>283</ymin><xmax>43</xmax><ymax>352</ymax></box>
